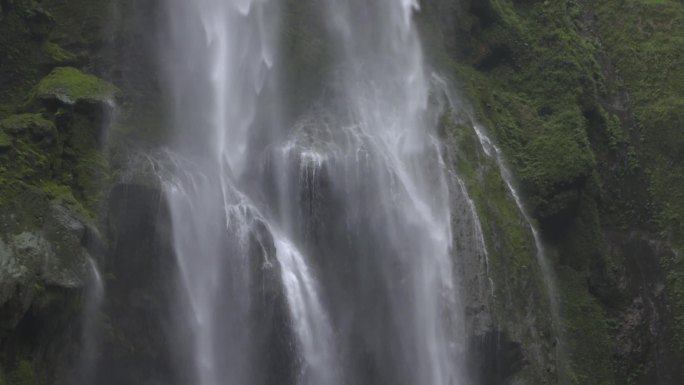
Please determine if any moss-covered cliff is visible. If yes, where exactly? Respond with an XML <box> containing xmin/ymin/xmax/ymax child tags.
<box><xmin>0</xmin><ymin>0</ymin><xmax>162</xmax><ymax>382</ymax></box>
<box><xmin>418</xmin><ymin>0</ymin><xmax>684</xmax><ymax>384</ymax></box>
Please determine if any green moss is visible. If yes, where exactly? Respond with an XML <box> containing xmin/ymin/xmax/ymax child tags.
<box><xmin>0</xmin><ymin>105</ymin><xmax>106</xmax><ymax>218</ymax></box>
<box><xmin>591</xmin><ymin>0</ymin><xmax>684</xmax><ymax>363</ymax></box>
<box><xmin>0</xmin><ymin>130</ymin><xmax>11</xmax><ymax>150</ymax></box>
<box><xmin>440</xmin><ymin>106</ymin><xmax>556</xmax><ymax>382</ymax></box>
<box><xmin>56</xmin><ymin>109</ymin><xmax>110</xmax><ymax>211</ymax></box>
<box><xmin>0</xmin><ymin>113</ymin><xmax>55</xmax><ymax>136</ymax></box>
<box><xmin>558</xmin><ymin>266</ymin><xmax>614</xmax><ymax>385</ymax></box>
<box><xmin>34</xmin><ymin>67</ymin><xmax>119</xmax><ymax>106</ymax></box>
<box><xmin>40</xmin><ymin>181</ymin><xmax>73</xmax><ymax>201</ymax></box>
<box><xmin>448</xmin><ymin>13</ymin><xmax>603</xmax><ymax>220</ymax></box>
<box><xmin>41</xmin><ymin>42</ymin><xmax>76</xmax><ymax>64</ymax></box>
<box><xmin>9</xmin><ymin>361</ymin><xmax>34</xmax><ymax>385</ymax></box>
<box><xmin>439</xmin><ymin>1</ymin><xmax>652</xmax><ymax>383</ymax></box>
<box><xmin>593</xmin><ymin>0</ymin><xmax>684</xmax><ymax>236</ymax></box>
<box><xmin>0</xmin><ymin>2</ymin><xmax>114</xmax><ymax>382</ymax></box>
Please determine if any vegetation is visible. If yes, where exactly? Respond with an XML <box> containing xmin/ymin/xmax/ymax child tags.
<box><xmin>0</xmin><ymin>130</ymin><xmax>11</xmax><ymax>150</ymax></box>
<box><xmin>593</xmin><ymin>0</ymin><xmax>684</xmax><ymax>352</ymax></box>
<box><xmin>0</xmin><ymin>1</ymin><xmax>115</xmax><ymax>383</ymax></box>
<box><xmin>442</xmin><ymin>112</ymin><xmax>557</xmax><ymax>383</ymax></box>
<box><xmin>33</xmin><ymin>67</ymin><xmax>119</xmax><ymax>106</ymax></box>
<box><xmin>41</xmin><ymin>42</ymin><xmax>76</xmax><ymax>65</ymax></box>
<box><xmin>9</xmin><ymin>361</ymin><xmax>34</xmax><ymax>385</ymax></box>
<box><xmin>0</xmin><ymin>113</ymin><xmax>54</xmax><ymax>134</ymax></box>
<box><xmin>423</xmin><ymin>0</ymin><xmax>684</xmax><ymax>383</ymax></box>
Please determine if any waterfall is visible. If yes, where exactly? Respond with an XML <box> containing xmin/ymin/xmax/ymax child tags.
<box><xmin>432</xmin><ymin>73</ymin><xmax>559</xmax><ymax>327</ymax></box>
<box><xmin>161</xmin><ymin>1</ymin><xmax>339</xmax><ymax>384</ymax></box>
<box><xmin>471</xmin><ymin>121</ymin><xmax>570</xmax><ymax>383</ymax></box>
<box><xmin>433</xmin><ymin>73</ymin><xmax>564</xmax><ymax>383</ymax></box>
<box><xmin>159</xmin><ymin>0</ymin><xmax>471</xmax><ymax>384</ymax></box>
<box><xmin>470</xmin><ymin>123</ymin><xmax>561</xmax><ymax>326</ymax></box>
<box><xmin>76</xmin><ymin>257</ymin><xmax>104</xmax><ymax>384</ymax></box>
<box><xmin>312</xmin><ymin>1</ymin><xmax>465</xmax><ymax>383</ymax></box>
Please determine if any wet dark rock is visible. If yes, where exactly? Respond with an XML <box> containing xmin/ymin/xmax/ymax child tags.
<box><xmin>23</xmin><ymin>5</ymin><xmax>55</xmax><ymax>39</ymax></box>
<box><xmin>248</xmin><ymin>219</ymin><xmax>298</xmax><ymax>385</ymax></box>
<box><xmin>95</xmin><ymin>182</ymin><xmax>176</xmax><ymax>385</ymax></box>
<box><xmin>534</xmin><ymin>182</ymin><xmax>585</xmax><ymax>238</ymax></box>
<box><xmin>469</xmin><ymin>331</ymin><xmax>526</xmax><ymax>385</ymax></box>
<box><xmin>606</xmin><ymin>232</ymin><xmax>683</xmax><ymax>385</ymax></box>
<box><xmin>0</xmin><ymin>186</ymin><xmax>97</xmax><ymax>384</ymax></box>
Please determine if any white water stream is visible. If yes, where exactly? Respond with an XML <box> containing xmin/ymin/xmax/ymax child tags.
<box><xmin>158</xmin><ymin>0</ymin><xmax>482</xmax><ymax>384</ymax></box>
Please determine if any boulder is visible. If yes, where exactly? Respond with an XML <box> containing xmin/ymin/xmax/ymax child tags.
<box><xmin>0</xmin><ymin>188</ymin><xmax>99</xmax><ymax>330</ymax></box>
<box><xmin>33</xmin><ymin>67</ymin><xmax>119</xmax><ymax>107</ymax></box>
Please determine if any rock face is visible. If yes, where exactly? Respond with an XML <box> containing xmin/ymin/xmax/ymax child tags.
<box><xmin>0</xmin><ymin>185</ymin><xmax>99</xmax><ymax>383</ymax></box>
<box><xmin>0</xmin><ymin>205</ymin><xmax>91</xmax><ymax>295</ymax></box>
<box><xmin>419</xmin><ymin>0</ymin><xmax>684</xmax><ymax>384</ymax></box>
<box><xmin>0</xmin><ymin>0</ymin><xmax>125</xmax><ymax>380</ymax></box>
<box><xmin>92</xmin><ymin>182</ymin><xmax>176</xmax><ymax>385</ymax></box>
<box><xmin>88</xmin><ymin>174</ymin><xmax>297</xmax><ymax>385</ymax></box>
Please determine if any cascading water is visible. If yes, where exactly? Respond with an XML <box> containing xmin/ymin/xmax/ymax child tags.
<box><xmin>161</xmin><ymin>1</ymin><xmax>337</xmax><ymax>384</ymax></box>
<box><xmin>453</xmin><ymin>175</ymin><xmax>494</xmax><ymax>297</ymax></box>
<box><xmin>159</xmin><ymin>0</ymin><xmax>469</xmax><ymax>384</ymax></box>
<box><xmin>470</xmin><ymin>121</ymin><xmax>569</xmax><ymax>384</ymax></box>
<box><xmin>470</xmin><ymin>123</ymin><xmax>560</xmax><ymax>323</ymax></box>
<box><xmin>307</xmin><ymin>1</ymin><xmax>464</xmax><ymax>383</ymax></box>
<box><xmin>75</xmin><ymin>257</ymin><xmax>104</xmax><ymax>384</ymax></box>
<box><xmin>435</xmin><ymin>74</ymin><xmax>559</xmax><ymax>330</ymax></box>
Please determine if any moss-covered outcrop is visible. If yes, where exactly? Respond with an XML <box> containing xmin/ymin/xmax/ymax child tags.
<box><xmin>442</xmin><ymin>112</ymin><xmax>559</xmax><ymax>384</ymax></box>
<box><xmin>0</xmin><ymin>114</ymin><xmax>55</xmax><ymax>138</ymax></box>
<box><xmin>591</xmin><ymin>0</ymin><xmax>684</xmax><ymax>361</ymax></box>
<box><xmin>420</xmin><ymin>0</ymin><xmax>684</xmax><ymax>383</ymax></box>
<box><xmin>33</xmin><ymin>67</ymin><xmax>119</xmax><ymax>107</ymax></box>
<box><xmin>0</xmin><ymin>0</ymin><xmax>130</xmax><ymax>383</ymax></box>
<box><xmin>41</xmin><ymin>42</ymin><xmax>77</xmax><ymax>66</ymax></box>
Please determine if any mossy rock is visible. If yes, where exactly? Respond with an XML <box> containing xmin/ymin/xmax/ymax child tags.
<box><xmin>0</xmin><ymin>183</ymin><xmax>93</xmax><ymax>295</ymax></box>
<box><xmin>41</xmin><ymin>42</ymin><xmax>77</xmax><ymax>65</ymax></box>
<box><xmin>0</xmin><ymin>130</ymin><xmax>11</xmax><ymax>150</ymax></box>
<box><xmin>0</xmin><ymin>113</ymin><xmax>54</xmax><ymax>137</ymax></box>
<box><xmin>33</xmin><ymin>67</ymin><xmax>119</xmax><ymax>106</ymax></box>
